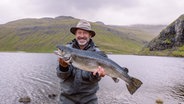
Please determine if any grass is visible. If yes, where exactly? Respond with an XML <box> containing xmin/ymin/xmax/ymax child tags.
<box><xmin>140</xmin><ymin>45</ymin><xmax>184</xmax><ymax>57</ymax></box>
<box><xmin>171</xmin><ymin>45</ymin><xmax>184</xmax><ymax>57</ymax></box>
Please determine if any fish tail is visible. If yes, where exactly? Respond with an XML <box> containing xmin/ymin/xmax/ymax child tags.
<box><xmin>126</xmin><ymin>77</ymin><xmax>143</xmax><ymax>95</ymax></box>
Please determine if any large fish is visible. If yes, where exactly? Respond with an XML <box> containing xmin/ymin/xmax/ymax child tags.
<box><xmin>54</xmin><ymin>45</ymin><xmax>143</xmax><ymax>95</ymax></box>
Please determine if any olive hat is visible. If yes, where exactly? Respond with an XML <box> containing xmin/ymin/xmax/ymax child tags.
<box><xmin>70</xmin><ymin>19</ymin><xmax>96</xmax><ymax>37</ymax></box>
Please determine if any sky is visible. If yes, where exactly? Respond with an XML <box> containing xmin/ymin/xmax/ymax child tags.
<box><xmin>0</xmin><ymin>0</ymin><xmax>184</xmax><ymax>25</ymax></box>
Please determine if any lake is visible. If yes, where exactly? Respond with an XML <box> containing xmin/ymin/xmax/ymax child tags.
<box><xmin>0</xmin><ymin>53</ymin><xmax>183</xmax><ymax>104</ymax></box>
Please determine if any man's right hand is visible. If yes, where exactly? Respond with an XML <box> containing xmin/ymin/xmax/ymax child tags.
<box><xmin>58</xmin><ymin>58</ymin><xmax>68</xmax><ymax>67</ymax></box>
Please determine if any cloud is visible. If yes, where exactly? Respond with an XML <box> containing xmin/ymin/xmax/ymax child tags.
<box><xmin>0</xmin><ymin>0</ymin><xmax>183</xmax><ymax>25</ymax></box>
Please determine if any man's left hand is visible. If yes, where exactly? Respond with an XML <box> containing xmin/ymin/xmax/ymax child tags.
<box><xmin>93</xmin><ymin>66</ymin><xmax>106</xmax><ymax>77</ymax></box>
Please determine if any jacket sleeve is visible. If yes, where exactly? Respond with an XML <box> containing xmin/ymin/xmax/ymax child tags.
<box><xmin>81</xmin><ymin>71</ymin><xmax>101</xmax><ymax>83</ymax></box>
<box><xmin>90</xmin><ymin>72</ymin><xmax>101</xmax><ymax>82</ymax></box>
<box><xmin>56</xmin><ymin>64</ymin><xmax>72</xmax><ymax>79</ymax></box>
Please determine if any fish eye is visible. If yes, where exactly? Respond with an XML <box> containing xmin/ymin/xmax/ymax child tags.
<box><xmin>62</xmin><ymin>51</ymin><xmax>65</xmax><ymax>54</ymax></box>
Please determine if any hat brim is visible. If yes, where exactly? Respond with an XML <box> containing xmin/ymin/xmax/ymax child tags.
<box><xmin>70</xmin><ymin>27</ymin><xmax>96</xmax><ymax>37</ymax></box>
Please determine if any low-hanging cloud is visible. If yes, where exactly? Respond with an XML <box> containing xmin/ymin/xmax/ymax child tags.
<box><xmin>0</xmin><ymin>0</ymin><xmax>184</xmax><ymax>25</ymax></box>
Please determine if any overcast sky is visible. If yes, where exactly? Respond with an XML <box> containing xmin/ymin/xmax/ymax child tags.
<box><xmin>0</xmin><ymin>0</ymin><xmax>184</xmax><ymax>25</ymax></box>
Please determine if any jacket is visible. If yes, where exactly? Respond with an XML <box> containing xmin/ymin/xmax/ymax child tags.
<box><xmin>56</xmin><ymin>39</ymin><xmax>107</xmax><ymax>104</ymax></box>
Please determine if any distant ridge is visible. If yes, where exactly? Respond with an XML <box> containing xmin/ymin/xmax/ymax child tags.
<box><xmin>0</xmin><ymin>16</ymin><xmax>164</xmax><ymax>54</ymax></box>
<box><xmin>55</xmin><ymin>16</ymin><xmax>76</xmax><ymax>19</ymax></box>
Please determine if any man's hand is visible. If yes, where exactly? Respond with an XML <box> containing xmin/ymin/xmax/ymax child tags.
<box><xmin>93</xmin><ymin>66</ymin><xmax>106</xmax><ymax>77</ymax></box>
<box><xmin>58</xmin><ymin>58</ymin><xmax>68</xmax><ymax>67</ymax></box>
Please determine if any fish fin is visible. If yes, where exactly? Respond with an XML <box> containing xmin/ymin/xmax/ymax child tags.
<box><xmin>119</xmin><ymin>67</ymin><xmax>129</xmax><ymax>74</ymax></box>
<box><xmin>112</xmin><ymin>77</ymin><xmax>119</xmax><ymax>83</ymax></box>
<box><xmin>126</xmin><ymin>77</ymin><xmax>143</xmax><ymax>95</ymax></box>
<box><xmin>124</xmin><ymin>67</ymin><xmax>129</xmax><ymax>73</ymax></box>
<box><xmin>122</xmin><ymin>67</ymin><xmax>129</xmax><ymax>73</ymax></box>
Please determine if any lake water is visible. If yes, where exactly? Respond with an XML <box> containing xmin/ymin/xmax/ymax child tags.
<box><xmin>0</xmin><ymin>53</ymin><xmax>184</xmax><ymax>104</ymax></box>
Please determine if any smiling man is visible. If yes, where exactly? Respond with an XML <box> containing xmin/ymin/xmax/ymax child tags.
<box><xmin>56</xmin><ymin>19</ymin><xmax>106</xmax><ymax>104</ymax></box>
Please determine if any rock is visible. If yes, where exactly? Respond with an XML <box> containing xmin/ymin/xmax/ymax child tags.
<box><xmin>155</xmin><ymin>98</ymin><xmax>163</xmax><ymax>104</ymax></box>
<box><xmin>175</xmin><ymin>15</ymin><xmax>184</xmax><ymax>45</ymax></box>
<box><xmin>147</xmin><ymin>14</ymin><xmax>184</xmax><ymax>51</ymax></box>
<box><xmin>95</xmin><ymin>21</ymin><xmax>105</xmax><ymax>25</ymax></box>
<box><xmin>18</xmin><ymin>96</ymin><xmax>31</xmax><ymax>103</ymax></box>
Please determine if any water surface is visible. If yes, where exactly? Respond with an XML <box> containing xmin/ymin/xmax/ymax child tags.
<box><xmin>0</xmin><ymin>53</ymin><xmax>183</xmax><ymax>104</ymax></box>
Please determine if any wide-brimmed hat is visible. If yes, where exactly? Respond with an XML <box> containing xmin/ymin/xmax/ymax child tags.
<box><xmin>70</xmin><ymin>19</ymin><xmax>96</xmax><ymax>37</ymax></box>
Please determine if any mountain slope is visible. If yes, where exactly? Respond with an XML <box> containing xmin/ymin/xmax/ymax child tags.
<box><xmin>0</xmin><ymin>16</ymin><xmax>163</xmax><ymax>54</ymax></box>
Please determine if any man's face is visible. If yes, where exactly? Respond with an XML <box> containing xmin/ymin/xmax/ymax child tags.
<box><xmin>75</xmin><ymin>29</ymin><xmax>91</xmax><ymax>46</ymax></box>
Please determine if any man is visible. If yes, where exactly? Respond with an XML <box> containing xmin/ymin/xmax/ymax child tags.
<box><xmin>56</xmin><ymin>19</ymin><xmax>106</xmax><ymax>104</ymax></box>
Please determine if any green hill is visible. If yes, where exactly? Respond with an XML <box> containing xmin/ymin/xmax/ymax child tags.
<box><xmin>0</xmin><ymin>16</ymin><xmax>164</xmax><ymax>54</ymax></box>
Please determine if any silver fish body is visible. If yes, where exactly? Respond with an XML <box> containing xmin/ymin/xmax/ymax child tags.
<box><xmin>54</xmin><ymin>45</ymin><xmax>142</xmax><ymax>95</ymax></box>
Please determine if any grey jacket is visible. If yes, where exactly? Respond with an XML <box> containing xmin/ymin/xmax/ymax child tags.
<box><xmin>56</xmin><ymin>39</ymin><xmax>107</xmax><ymax>104</ymax></box>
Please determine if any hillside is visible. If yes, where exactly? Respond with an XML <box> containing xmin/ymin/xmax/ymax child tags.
<box><xmin>109</xmin><ymin>24</ymin><xmax>166</xmax><ymax>42</ymax></box>
<box><xmin>141</xmin><ymin>14</ymin><xmax>184</xmax><ymax>57</ymax></box>
<box><xmin>0</xmin><ymin>16</ymin><xmax>164</xmax><ymax>54</ymax></box>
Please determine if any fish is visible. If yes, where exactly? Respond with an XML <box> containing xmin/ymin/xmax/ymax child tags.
<box><xmin>54</xmin><ymin>45</ymin><xmax>143</xmax><ymax>95</ymax></box>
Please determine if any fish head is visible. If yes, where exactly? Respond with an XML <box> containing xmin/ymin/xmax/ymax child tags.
<box><xmin>54</xmin><ymin>45</ymin><xmax>73</xmax><ymax>62</ymax></box>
